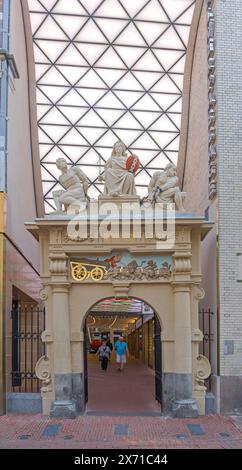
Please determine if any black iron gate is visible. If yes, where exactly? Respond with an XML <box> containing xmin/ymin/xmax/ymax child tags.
<box><xmin>11</xmin><ymin>302</ymin><xmax>45</xmax><ymax>393</ymax></box>
<box><xmin>199</xmin><ymin>308</ymin><xmax>214</xmax><ymax>391</ymax></box>
<box><xmin>154</xmin><ymin>315</ymin><xmax>162</xmax><ymax>408</ymax></box>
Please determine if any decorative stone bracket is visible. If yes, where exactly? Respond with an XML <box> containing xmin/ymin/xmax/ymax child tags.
<box><xmin>35</xmin><ymin>355</ymin><xmax>52</xmax><ymax>394</ymax></box>
<box><xmin>194</xmin><ymin>354</ymin><xmax>211</xmax><ymax>391</ymax></box>
<box><xmin>41</xmin><ymin>330</ymin><xmax>53</xmax><ymax>344</ymax></box>
<box><xmin>173</xmin><ymin>252</ymin><xmax>192</xmax><ymax>273</ymax></box>
<box><xmin>113</xmin><ymin>282</ymin><xmax>130</xmax><ymax>299</ymax></box>
<box><xmin>49</xmin><ymin>253</ymin><xmax>68</xmax><ymax>274</ymax></box>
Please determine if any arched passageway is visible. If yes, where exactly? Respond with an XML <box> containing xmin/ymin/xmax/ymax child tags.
<box><xmin>83</xmin><ymin>297</ymin><xmax>162</xmax><ymax>415</ymax></box>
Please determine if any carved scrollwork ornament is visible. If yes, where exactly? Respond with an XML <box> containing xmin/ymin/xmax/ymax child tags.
<box><xmin>194</xmin><ymin>286</ymin><xmax>205</xmax><ymax>301</ymax></box>
<box><xmin>39</xmin><ymin>288</ymin><xmax>48</xmax><ymax>301</ymax></box>
<box><xmin>35</xmin><ymin>355</ymin><xmax>52</xmax><ymax>393</ymax></box>
<box><xmin>194</xmin><ymin>354</ymin><xmax>211</xmax><ymax>391</ymax></box>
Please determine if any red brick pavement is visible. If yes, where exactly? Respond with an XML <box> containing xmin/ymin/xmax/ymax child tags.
<box><xmin>0</xmin><ymin>414</ymin><xmax>242</xmax><ymax>449</ymax></box>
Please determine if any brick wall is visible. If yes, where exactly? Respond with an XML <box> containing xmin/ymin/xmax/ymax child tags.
<box><xmin>216</xmin><ymin>0</ymin><xmax>242</xmax><ymax>378</ymax></box>
<box><xmin>0</xmin><ymin>0</ymin><xmax>3</xmax><ymax>47</ymax></box>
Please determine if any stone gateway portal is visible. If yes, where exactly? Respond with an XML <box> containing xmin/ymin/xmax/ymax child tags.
<box><xmin>27</xmin><ymin>206</ymin><xmax>212</xmax><ymax>419</ymax></box>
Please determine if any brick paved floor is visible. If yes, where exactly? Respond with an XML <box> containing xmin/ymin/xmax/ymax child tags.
<box><xmin>0</xmin><ymin>414</ymin><xmax>242</xmax><ymax>449</ymax></box>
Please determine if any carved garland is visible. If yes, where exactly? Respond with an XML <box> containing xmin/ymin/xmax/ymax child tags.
<box><xmin>207</xmin><ymin>0</ymin><xmax>217</xmax><ymax>200</ymax></box>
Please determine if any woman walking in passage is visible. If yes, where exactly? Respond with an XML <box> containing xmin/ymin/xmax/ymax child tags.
<box><xmin>96</xmin><ymin>339</ymin><xmax>112</xmax><ymax>371</ymax></box>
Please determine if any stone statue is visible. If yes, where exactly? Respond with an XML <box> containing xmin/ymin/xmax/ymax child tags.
<box><xmin>146</xmin><ymin>163</ymin><xmax>186</xmax><ymax>212</ymax></box>
<box><xmin>52</xmin><ymin>158</ymin><xmax>88</xmax><ymax>212</ymax></box>
<box><xmin>99</xmin><ymin>141</ymin><xmax>138</xmax><ymax>197</ymax></box>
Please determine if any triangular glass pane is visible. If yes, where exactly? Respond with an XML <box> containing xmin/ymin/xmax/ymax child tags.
<box><xmin>78</xmin><ymin>149</ymin><xmax>104</xmax><ymax>166</ymax></box>
<box><xmin>78</xmin><ymin>165</ymin><xmax>100</xmax><ymax>181</ymax></box>
<box><xmin>40</xmin><ymin>107</ymin><xmax>70</xmax><ymax>125</ymax></box>
<box><xmin>41</xmin><ymin>146</ymin><xmax>73</xmax><ymax>164</ymax></box>
<box><xmin>36</xmin><ymin>64</ymin><xmax>51</xmax><ymax>81</ymax></box>
<box><xmin>76</xmin><ymin>43</ymin><xmax>108</xmax><ymax>65</ymax></box>
<box><xmin>80</xmin><ymin>0</ymin><xmax>104</xmax><ymax>14</ymax></box>
<box><xmin>56</xmin><ymin>65</ymin><xmax>88</xmax><ymax>85</ymax></box>
<box><xmin>36</xmin><ymin>88</ymin><xmax>51</xmax><ymax>104</ymax></box>
<box><xmin>167</xmin><ymin>98</ymin><xmax>182</xmax><ymax>113</ymax></box>
<box><xmin>146</xmin><ymin>153</ymin><xmax>171</xmax><ymax>169</ymax></box>
<box><xmin>136</xmin><ymin>0</ymin><xmax>169</xmax><ymax>22</ymax></box>
<box><xmin>33</xmin><ymin>43</ymin><xmax>50</xmax><ymax>63</ymax></box>
<box><xmin>28</xmin><ymin>0</ymin><xmax>46</xmax><ymax>12</ymax></box>
<box><xmin>95</xmin><ymin>91</ymin><xmax>125</xmax><ymax>109</ymax></box>
<box><xmin>75</xmin><ymin>18</ymin><xmax>108</xmax><ymax>43</ymax></box>
<box><xmin>136</xmin><ymin>21</ymin><xmax>169</xmax><ymax>46</ymax></box>
<box><xmin>175</xmin><ymin>5</ymin><xmax>195</xmax><ymax>24</ymax></box>
<box><xmin>95</xmin><ymin>47</ymin><xmax>126</xmax><ymax>68</ymax></box>
<box><xmin>114</xmin><ymin>90</ymin><xmax>145</xmax><ymax>108</ymax></box>
<box><xmin>43</xmin><ymin>181</ymin><xmax>57</xmax><ymax>196</ymax></box>
<box><xmin>34</xmin><ymin>15</ymin><xmax>67</xmax><ymax>40</ymax></box>
<box><xmin>114</xmin><ymin>45</ymin><xmax>145</xmax><ymax>68</ymax></box>
<box><xmin>134</xmin><ymin>171</ymin><xmax>150</xmax><ymax>185</ymax></box>
<box><xmin>131</xmin><ymin>111</ymin><xmax>160</xmax><ymax>129</ymax></box>
<box><xmin>35</xmin><ymin>39</ymin><xmax>68</xmax><ymax>63</ymax></box>
<box><xmin>30</xmin><ymin>12</ymin><xmax>46</xmax><ymax>35</ymax></box>
<box><xmin>77</xmin><ymin>109</ymin><xmax>106</xmax><ymax>127</ymax></box>
<box><xmin>56</xmin><ymin>44</ymin><xmax>89</xmax><ymax>66</ymax></box>
<box><xmin>58</xmin><ymin>145</ymin><xmax>90</xmax><ymax>164</ymax></box>
<box><xmin>129</xmin><ymin>149</ymin><xmax>159</xmax><ymax>166</ymax></box>
<box><xmin>59</xmin><ymin>128</ymin><xmax>89</xmax><ymax>146</ymax></box>
<box><xmin>93</xmin><ymin>147</ymin><xmax>112</xmax><ymax>162</ymax></box>
<box><xmin>52</xmin><ymin>0</ymin><xmax>87</xmax><ymax>15</ymax></box>
<box><xmin>114</xmin><ymin>22</ymin><xmax>146</xmax><ymax>47</ymax></box>
<box><xmin>78</xmin><ymin>88</ymin><xmax>106</xmax><ymax>106</ymax></box>
<box><xmin>114</xmin><ymin>129</ymin><xmax>143</xmax><ymax>147</ymax></box>
<box><xmin>119</xmin><ymin>0</ymin><xmax>148</xmax><ymax>18</ymax></box>
<box><xmin>168</xmin><ymin>113</ymin><xmax>181</xmax><ymax>128</ymax></box>
<box><xmin>95</xmin><ymin>18</ymin><xmax>128</xmax><ymax>43</ymax></box>
<box><xmin>39</xmin><ymin>144</ymin><xmax>53</xmax><ymax>159</ymax></box>
<box><xmin>133</xmin><ymin>133</ymin><xmax>159</xmax><ymax>150</ymax></box>
<box><xmin>175</xmin><ymin>24</ymin><xmax>191</xmax><ymax>46</ymax></box>
<box><xmin>153</xmin><ymin>50</ymin><xmax>185</xmax><ymax>71</ymax></box>
<box><xmin>165</xmin><ymin>136</ymin><xmax>180</xmax><ymax>151</ymax></box>
<box><xmin>132</xmin><ymin>94</ymin><xmax>161</xmax><ymax>111</ymax></box>
<box><xmin>57</xmin><ymin>106</ymin><xmax>88</xmax><ymax>124</ymax></box>
<box><xmin>113</xmin><ymin>72</ymin><xmax>143</xmax><ymax>91</ymax></box>
<box><xmin>163</xmin><ymin>151</ymin><xmax>178</xmax><ymax>165</ymax></box>
<box><xmin>134</xmin><ymin>50</ymin><xmax>163</xmax><ymax>72</ymax></box>
<box><xmin>153</xmin><ymin>25</ymin><xmax>185</xmax><ymax>50</ymax></box>
<box><xmin>95</xmin><ymin>68</ymin><xmax>126</xmax><ymax>88</ymax></box>
<box><xmin>38</xmin><ymin>128</ymin><xmax>53</xmax><ymax>144</ymax></box>
<box><xmin>88</xmin><ymin>185</ymin><xmax>103</xmax><ymax>198</ymax></box>
<box><xmin>162</xmin><ymin>0</ymin><xmax>194</xmax><ymax>22</ymax></box>
<box><xmin>36</xmin><ymin>0</ymin><xmax>57</xmax><ymax>9</ymax></box>
<box><xmin>78</xmin><ymin>127</ymin><xmax>106</xmax><ymax>145</ymax></box>
<box><xmin>149</xmin><ymin>114</ymin><xmax>179</xmax><ymax>132</ymax></box>
<box><xmin>114</xmin><ymin>112</ymin><xmax>143</xmax><ymax>130</ymax></box>
<box><xmin>41</xmin><ymin>166</ymin><xmax>58</xmax><ymax>181</ymax></box>
<box><xmin>170</xmin><ymin>73</ymin><xmax>184</xmax><ymax>91</ymax></box>
<box><xmin>39</xmin><ymin>67</ymin><xmax>68</xmax><ymax>86</ymax></box>
<box><xmin>169</xmin><ymin>55</ymin><xmax>186</xmax><ymax>73</ymax></box>
<box><xmin>149</xmin><ymin>131</ymin><xmax>179</xmax><ymax>149</ymax></box>
<box><xmin>95</xmin><ymin>130</ymin><xmax>121</xmax><ymax>147</ymax></box>
<box><xmin>40</xmin><ymin>124</ymin><xmax>71</xmax><ymax>142</ymax></box>
<box><xmin>95</xmin><ymin>108</ymin><xmax>126</xmax><ymax>127</ymax></box>
<box><xmin>132</xmin><ymin>71</ymin><xmax>163</xmax><ymax>90</ymax></box>
<box><xmin>54</xmin><ymin>15</ymin><xmax>88</xmax><ymax>40</ymax></box>
<box><xmin>151</xmin><ymin>75</ymin><xmax>181</xmax><ymax>94</ymax></box>
<box><xmin>58</xmin><ymin>89</ymin><xmax>89</xmax><ymax>107</ymax></box>
<box><xmin>77</xmin><ymin>69</ymin><xmax>108</xmax><ymax>88</ymax></box>
<box><xmin>95</xmin><ymin>0</ymin><xmax>129</xmax><ymax>18</ymax></box>
<box><xmin>38</xmin><ymin>85</ymin><xmax>70</xmax><ymax>103</ymax></box>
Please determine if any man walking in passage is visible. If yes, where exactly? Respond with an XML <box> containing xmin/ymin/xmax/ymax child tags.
<box><xmin>114</xmin><ymin>336</ymin><xmax>129</xmax><ymax>372</ymax></box>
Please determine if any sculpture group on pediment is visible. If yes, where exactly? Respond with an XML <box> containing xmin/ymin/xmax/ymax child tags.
<box><xmin>51</xmin><ymin>141</ymin><xmax>186</xmax><ymax>214</ymax></box>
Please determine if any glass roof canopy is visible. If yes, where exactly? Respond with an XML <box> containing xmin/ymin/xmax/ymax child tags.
<box><xmin>28</xmin><ymin>0</ymin><xmax>196</xmax><ymax>212</ymax></box>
